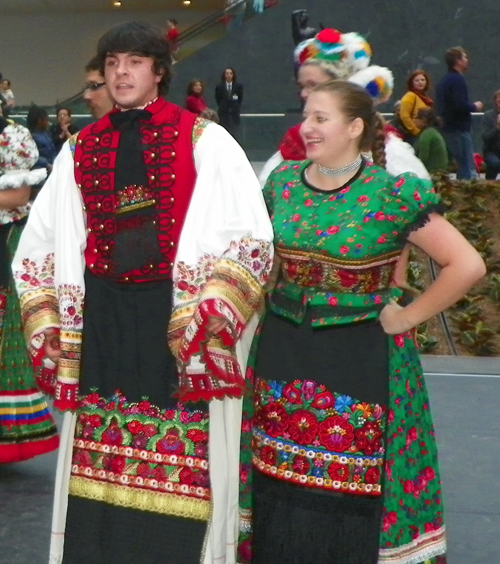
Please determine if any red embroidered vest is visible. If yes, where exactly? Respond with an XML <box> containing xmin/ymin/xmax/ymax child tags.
<box><xmin>74</xmin><ymin>98</ymin><xmax>197</xmax><ymax>282</ymax></box>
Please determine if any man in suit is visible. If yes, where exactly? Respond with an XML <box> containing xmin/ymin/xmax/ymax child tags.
<box><xmin>215</xmin><ymin>67</ymin><xmax>243</xmax><ymax>140</ymax></box>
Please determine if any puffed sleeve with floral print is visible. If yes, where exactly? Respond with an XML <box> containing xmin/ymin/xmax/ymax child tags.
<box><xmin>381</xmin><ymin>173</ymin><xmax>443</xmax><ymax>241</ymax></box>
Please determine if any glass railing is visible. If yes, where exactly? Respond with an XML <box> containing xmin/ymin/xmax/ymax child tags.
<box><xmin>8</xmin><ymin>112</ymin><xmax>491</xmax><ymax>163</ymax></box>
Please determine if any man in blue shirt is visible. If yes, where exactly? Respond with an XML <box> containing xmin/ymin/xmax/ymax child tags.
<box><xmin>435</xmin><ymin>47</ymin><xmax>483</xmax><ymax>179</ymax></box>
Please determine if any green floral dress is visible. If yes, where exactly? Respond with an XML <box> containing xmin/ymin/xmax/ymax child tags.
<box><xmin>238</xmin><ymin>160</ymin><xmax>447</xmax><ymax>564</ymax></box>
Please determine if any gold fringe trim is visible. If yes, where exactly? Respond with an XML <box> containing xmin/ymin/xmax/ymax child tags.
<box><xmin>69</xmin><ymin>476</ymin><xmax>211</xmax><ymax>521</ymax></box>
<box><xmin>116</xmin><ymin>200</ymin><xmax>155</xmax><ymax>214</ymax></box>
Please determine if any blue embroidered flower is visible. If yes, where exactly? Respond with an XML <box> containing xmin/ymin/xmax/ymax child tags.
<box><xmin>269</xmin><ymin>380</ymin><xmax>283</xmax><ymax>399</ymax></box>
<box><xmin>335</xmin><ymin>394</ymin><xmax>354</xmax><ymax>414</ymax></box>
<box><xmin>312</xmin><ymin>467</ymin><xmax>323</xmax><ymax>477</ymax></box>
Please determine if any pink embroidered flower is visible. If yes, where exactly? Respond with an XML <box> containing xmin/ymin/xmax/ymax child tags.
<box><xmin>373</xmin><ymin>295</ymin><xmax>382</xmax><ymax>304</ymax></box>
<box><xmin>339</xmin><ymin>245</ymin><xmax>349</xmax><ymax>254</ymax></box>
<box><xmin>375</xmin><ymin>211</ymin><xmax>385</xmax><ymax>220</ymax></box>
<box><xmin>327</xmin><ymin>225</ymin><xmax>340</xmax><ymax>235</ymax></box>
<box><xmin>393</xmin><ymin>334</ymin><xmax>405</xmax><ymax>348</ymax></box>
<box><xmin>292</xmin><ymin>214</ymin><xmax>301</xmax><ymax>222</ymax></box>
<box><xmin>413</xmin><ymin>190</ymin><xmax>422</xmax><ymax>201</ymax></box>
<box><xmin>292</xmin><ymin>455</ymin><xmax>310</xmax><ymax>475</ymax></box>
<box><xmin>282</xmin><ymin>189</ymin><xmax>290</xmax><ymax>200</ymax></box>
<box><xmin>363</xmin><ymin>176</ymin><xmax>374</xmax><ymax>183</ymax></box>
<box><xmin>339</xmin><ymin>186</ymin><xmax>350</xmax><ymax>194</ymax></box>
<box><xmin>424</xmin><ymin>467</ymin><xmax>435</xmax><ymax>481</ymax></box>
<box><xmin>377</xmin><ymin>235</ymin><xmax>386</xmax><ymax>244</ymax></box>
<box><xmin>152</xmin><ymin>465</ymin><xmax>167</xmax><ymax>481</ymax></box>
<box><xmin>300</xmin><ymin>380</ymin><xmax>317</xmax><ymax>401</ymax></box>
<box><xmin>319</xmin><ymin>416</ymin><xmax>354</xmax><ymax>452</ymax></box>
<box><xmin>328</xmin><ymin>296</ymin><xmax>338</xmax><ymax>306</ymax></box>
<box><xmin>287</xmin><ymin>410</ymin><xmax>319</xmax><ymax>445</ymax></box>
<box><xmin>304</xmin><ymin>199</ymin><xmax>313</xmax><ymax>206</ymax></box>
<box><xmin>400</xmin><ymin>205</ymin><xmax>408</xmax><ymax>212</ymax></box>
<box><xmin>394</xmin><ymin>178</ymin><xmax>405</xmax><ymax>188</ymax></box>
<box><xmin>357</xmin><ymin>195</ymin><xmax>369</xmax><ymax>202</ymax></box>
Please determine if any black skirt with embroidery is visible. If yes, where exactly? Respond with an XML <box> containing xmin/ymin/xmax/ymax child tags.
<box><xmin>62</xmin><ymin>271</ymin><xmax>208</xmax><ymax>564</ymax></box>
<box><xmin>251</xmin><ymin>310</ymin><xmax>389</xmax><ymax>564</ymax></box>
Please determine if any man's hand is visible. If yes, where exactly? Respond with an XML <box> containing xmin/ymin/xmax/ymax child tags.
<box><xmin>207</xmin><ymin>317</ymin><xmax>229</xmax><ymax>335</ymax></box>
<box><xmin>474</xmin><ymin>101</ymin><xmax>484</xmax><ymax>111</ymax></box>
<box><xmin>43</xmin><ymin>328</ymin><xmax>61</xmax><ymax>363</ymax></box>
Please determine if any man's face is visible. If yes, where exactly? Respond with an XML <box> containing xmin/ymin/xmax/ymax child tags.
<box><xmin>458</xmin><ymin>52</ymin><xmax>469</xmax><ymax>71</ymax></box>
<box><xmin>104</xmin><ymin>52</ymin><xmax>162</xmax><ymax>110</ymax></box>
<box><xmin>494</xmin><ymin>95</ymin><xmax>500</xmax><ymax>112</ymax></box>
<box><xmin>83</xmin><ymin>70</ymin><xmax>113</xmax><ymax>119</ymax></box>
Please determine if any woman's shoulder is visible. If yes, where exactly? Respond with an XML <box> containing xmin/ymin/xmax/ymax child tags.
<box><xmin>400</xmin><ymin>91</ymin><xmax>417</xmax><ymax>103</ymax></box>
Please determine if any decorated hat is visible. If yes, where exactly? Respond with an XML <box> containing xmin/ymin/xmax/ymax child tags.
<box><xmin>295</xmin><ymin>27</ymin><xmax>393</xmax><ymax>105</ymax></box>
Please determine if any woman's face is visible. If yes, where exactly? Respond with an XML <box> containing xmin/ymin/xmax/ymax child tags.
<box><xmin>192</xmin><ymin>81</ymin><xmax>203</xmax><ymax>94</ymax></box>
<box><xmin>57</xmin><ymin>109</ymin><xmax>70</xmax><ymax>125</ymax></box>
<box><xmin>412</xmin><ymin>74</ymin><xmax>427</xmax><ymax>91</ymax></box>
<box><xmin>301</xmin><ymin>91</ymin><xmax>363</xmax><ymax>164</ymax></box>
<box><xmin>297</xmin><ymin>64</ymin><xmax>332</xmax><ymax>103</ymax></box>
<box><xmin>1</xmin><ymin>80</ymin><xmax>7</xmax><ymax>91</ymax></box>
<box><xmin>224</xmin><ymin>69</ymin><xmax>234</xmax><ymax>82</ymax></box>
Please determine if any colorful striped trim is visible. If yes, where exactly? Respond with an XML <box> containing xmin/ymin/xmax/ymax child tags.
<box><xmin>379</xmin><ymin>526</ymin><xmax>446</xmax><ymax>564</ymax></box>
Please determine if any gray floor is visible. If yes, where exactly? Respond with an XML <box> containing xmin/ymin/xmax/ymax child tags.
<box><xmin>1</xmin><ymin>356</ymin><xmax>500</xmax><ymax>563</ymax></box>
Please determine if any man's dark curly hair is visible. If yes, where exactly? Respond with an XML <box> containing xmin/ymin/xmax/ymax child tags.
<box><xmin>96</xmin><ymin>21</ymin><xmax>172</xmax><ymax>96</ymax></box>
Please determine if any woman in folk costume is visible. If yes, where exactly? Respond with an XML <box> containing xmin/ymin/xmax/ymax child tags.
<box><xmin>0</xmin><ymin>116</ymin><xmax>57</xmax><ymax>462</ymax></box>
<box><xmin>238</xmin><ymin>80</ymin><xmax>485</xmax><ymax>564</ymax></box>
<box><xmin>13</xmin><ymin>22</ymin><xmax>273</xmax><ymax>564</ymax></box>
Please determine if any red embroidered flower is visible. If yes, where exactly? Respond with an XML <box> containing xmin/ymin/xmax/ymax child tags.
<box><xmin>377</xmin><ymin>235</ymin><xmax>386</xmax><ymax>244</ymax></box>
<box><xmin>357</xmin><ymin>195</ymin><xmax>369</xmax><ymax>202</ymax></box>
<box><xmin>403</xmin><ymin>479</ymin><xmax>414</xmax><ymax>493</ymax></box>
<box><xmin>339</xmin><ymin>245</ymin><xmax>349</xmax><ymax>254</ymax></box>
<box><xmin>311</xmin><ymin>391</ymin><xmax>335</xmax><ymax>410</ymax></box>
<box><xmin>88</xmin><ymin>414</ymin><xmax>102</xmax><ymax>428</ymax></box>
<box><xmin>304</xmin><ymin>199</ymin><xmax>313</xmax><ymax>207</ymax></box>
<box><xmin>179</xmin><ymin>467</ymin><xmax>196</xmax><ymax>485</ymax></box>
<box><xmin>156</xmin><ymin>428</ymin><xmax>185</xmax><ymax>455</ymax></box>
<box><xmin>101</xmin><ymin>422</ymin><xmax>123</xmax><ymax>445</ymax></box>
<box><xmin>110</xmin><ymin>455</ymin><xmax>126</xmax><ymax>474</ymax></box>
<box><xmin>282</xmin><ymin>189</ymin><xmax>290</xmax><ymax>200</ymax></box>
<box><xmin>354</xmin><ymin>421</ymin><xmax>382</xmax><ymax>455</ymax></box>
<box><xmin>424</xmin><ymin>466</ymin><xmax>435</xmax><ymax>481</ymax></box>
<box><xmin>393</xmin><ymin>334</ymin><xmax>405</xmax><ymax>347</ymax></box>
<box><xmin>143</xmin><ymin>424</ymin><xmax>159</xmax><ymax>438</ymax></box>
<box><xmin>282</xmin><ymin>383</ymin><xmax>302</xmax><ymax>404</ymax></box>
<box><xmin>67</xmin><ymin>306</ymin><xmax>76</xmax><ymax>316</ymax></box>
<box><xmin>319</xmin><ymin>416</ymin><xmax>354</xmax><ymax>452</ymax></box>
<box><xmin>292</xmin><ymin>214</ymin><xmax>301</xmax><ymax>222</ymax></box>
<box><xmin>328</xmin><ymin>296</ymin><xmax>338</xmax><ymax>306</ymax></box>
<box><xmin>327</xmin><ymin>225</ymin><xmax>340</xmax><ymax>234</ymax></box>
<box><xmin>178</xmin><ymin>280</ymin><xmax>189</xmax><ymax>291</ymax></box>
<box><xmin>137</xmin><ymin>462</ymin><xmax>151</xmax><ymax>478</ymax></box>
<box><xmin>127</xmin><ymin>420</ymin><xmax>143</xmax><ymax>434</ymax></box>
<box><xmin>152</xmin><ymin>464</ymin><xmax>167</xmax><ymax>481</ymax></box>
<box><xmin>363</xmin><ymin>176</ymin><xmax>374</xmax><ymax>183</ymax></box>
<box><xmin>327</xmin><ymin>461</ymin><xmax>349</xmax><ymax>481</ymax></box>
<box><xmin>375</xmin><ymin>212</ymin><xmax>385</xmax><ymax>221</ymax></box>
<box><xmin>132</xmin><ymin>432</ymin><xmax>149</xmax><ymax>449</ymax></box>
<box><xmin>287</xmin><ymin>410</ymin><xmax>319</xmax><ymax>445</ymax></box>
<box><xmin>400</xmin><ymin>205</ymin><xmax>408</xmax><ymax>212</ymax></box>
<box><xmin>338</xmin><ymin>270</ymin><xmax>358</xmax><ymax>288</ymax></box>
<box><xmin>373</xmin><ymin>295</ymin><xmax>382</xmax><ymax>304</ymax></box>
<box><xmin>386</xmin><ymin>215</ymin><xmax>396</xmax><ymax>221</ymax></box>
<box><xmin>260</xmin><ymin>402</ymin><xmax>289</xmax><ymax>437</ymax></box>
<box><xmin>292</xmin><ymin>455</ymin><xmax>310</xmax><ymax>475</ymax></box>
<box><xmin>260</xmin><ymin>445</ymin><xmax>277</xmax><ymax>466</ymax></box>
<box><xmin>413</xmin><ymin>190</ymin><xmax>422</xmax><ymax>201</ymax></box>
<box><xmin>394</xmin><ymin>178</ymin><xmax>405</xmax><ymax>188</ymax></box>
<box><xmin>187</xmin><ymin>429</ymin><xmax>208</xmax><ymax>443</ymax></box>
<box><xmin>364</xmin><ymin>466</ymin><xmax>380</xmax><ymax>484</ymax></box>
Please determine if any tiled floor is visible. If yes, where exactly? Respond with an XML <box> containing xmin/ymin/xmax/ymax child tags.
<box><xmin>1</xmin><ymin>356</ymin><xmax>499</xmax><ymax>563</ymax></box>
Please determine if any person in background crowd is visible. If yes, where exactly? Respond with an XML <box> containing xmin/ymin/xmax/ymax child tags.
<box><xmin>165</xmin><ymin>19</ymin><xmax>180</xmax><ymax>63</ymax></box>
<box><xmin>399</xmin><ymin>69</ymin><xmax>433</xmax><ymax>144</ymax></box>
<box><xmin>224</xmin><ymin>0</ymin><xmax>247</xmax><ymax>32</ymax></box>
<box><xmin>0</xmin><ymin>112</ymin><xmax>57</xmax><ymax>463</ymax></box>
<box><xmin>435</xmin><ymin>46</ymin><xmax>483</xmax><ymax>179</ymax></box>
<box><xmin>200</xmin><ymin>108</ymin><xmax>219</xmax><ymax>123</ymax></box>
<box><xmin>185</xmin><ymin>79</ymin><xmax>208</xmax><ymax>114</ymax></box>
<box><xmin>14</xmin><ymin>21</ymin><xmax>273</xmax><ymax>564</ymax></box>
<box><xmin>414</xmin><ymin>107</ymin><xmax>449</xmax><ymax>173</ymax></box>
<box><xmin>50</xmin><ymin>106</ymin><xmax>79</xmax><ymax>154</ymax></box>
<box><xmin>0</xmin><ymin>79</ymin><xmax>15</xmax><ymax>116</ymax></box>
<box><xmin>26</xmin><ymin>105</ymin><xmax>57</xmax><ymax>171</ymax></box>
<box><xmin>386</xmin><ymin>100</ymin><xmax>405</xmax><ymax>139</ymax></box>
<box><xmin>83</xmin><ymin>56</ymin><xmax>114</xmax><ymax>120</ymax></box>
<box><xmin>215</xmin><ymin>67</ymin><xmax>243</xmax><ymax>140</ymax></box>
<box><xmin>238</xmin><ymin>78</ymin><xmax>485</xmax><ymax>564</ymax></box>
<box><xmin>481</xmin><ymin>89</ymin><xmax>500</xmax><ymax>180</ymax></box>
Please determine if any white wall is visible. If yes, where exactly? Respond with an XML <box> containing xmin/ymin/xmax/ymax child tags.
<box><xmin>0</xmin><ymin>9</ymin><xmax>211</xmax><ymax>106</ymax></box>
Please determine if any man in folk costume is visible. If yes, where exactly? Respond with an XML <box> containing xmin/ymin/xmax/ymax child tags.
<box><xmin>13</xmin><ymin>22</ymin><xmax>273</xmax><ymax>564</ymax></box>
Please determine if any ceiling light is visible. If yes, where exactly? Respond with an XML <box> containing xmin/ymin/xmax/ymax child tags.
<box><xmin>183</xmin><ymin>0</ymin><xmax>191</xmax><ymax>4</ymax></box>
<box><xmin>113</xmin><ymin>1</ymin><xmax>122</xmax><ymax>6</ymax></box>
